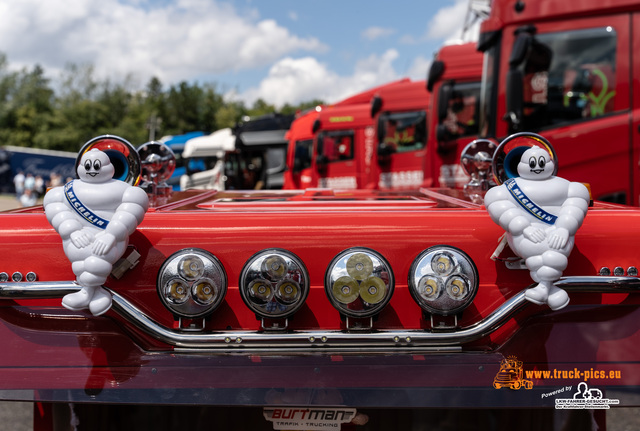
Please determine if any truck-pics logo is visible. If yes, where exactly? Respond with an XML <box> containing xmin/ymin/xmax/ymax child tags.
<box><xmin>493</xmin><ymin>356</ymin><xmax>534</xmax><ymax>390</ymax></box>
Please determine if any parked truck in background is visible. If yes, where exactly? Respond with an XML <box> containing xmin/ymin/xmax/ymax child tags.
<box><xmin>285</xmin><ymin>42</ymin><xmax>483</xmax><ymax>192</ymax></box>
<box><xmin>477</xmin><ymin>0</ymin><xmax>640</xmax><ymax>204</ymax></box>
<box><xmin>426</xmin><ymin>42</ymin><xmax>484</xmax><ymax>188</ymax></box>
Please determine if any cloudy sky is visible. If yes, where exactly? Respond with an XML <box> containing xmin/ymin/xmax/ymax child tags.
<box><xmin>0</xmin><ymin>0</ymin><xmax>481</xmax><ymax>108</ymax></box>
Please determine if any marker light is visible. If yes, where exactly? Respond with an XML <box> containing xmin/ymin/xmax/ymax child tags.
<box><xmin>409</xmin><ymin>245</ymin><xmax>478</xmax><ymax>316</ymax></box>
<box><xmin>239</xmin><ymin>249</ymin><xmax>309</xmax><ymax>319</ymax></box>
<box><xmin>325</xmin><ymin>248</ymin><xmax>394</xmax><ymax>318</ymax></box>
<box><xmin>157</xmin><ymin>249</ymin><xmax>227</xmax><ymax>318</ymax></box>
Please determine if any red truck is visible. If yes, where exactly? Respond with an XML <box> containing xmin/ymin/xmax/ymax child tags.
<box><xmin>478</xmin><ymin>0</ymin><xmax>640</xmax><ymax>204</ymax></box>
<box><xmin>284</xmin><ymin>43</ymin><xmax>483</xmax><ymax>192</ymax></box>
<box><xmin>0</xmin><ymin>133</ymin><xmax>639</xmax><ymax>429</ymax></box>
<box><xmin>426</xmin><ymin>42</ymin><xmax>485</xmax><ymax>188</ymax></box>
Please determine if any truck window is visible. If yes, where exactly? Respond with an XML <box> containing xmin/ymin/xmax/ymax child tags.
<box><xmin>518</xmin><ymin>27</ymin><xmax>617</xmax><ymax>131</ymax></box>
<box><xmin>439</xmin><ymin>82</ymin><xmax>480</xmax><ymax>138</ymax></box>
<box><xmin>378</xmin><ymin>111</ymin><xmax>427</xmax><ymax>153</ymax></box>
<box><xmin>293</xmin><ymin>139</ymin><xmax>313</xmax><ymax>172</ymax></box>
<box><xmin>317</xmin><ymin>130</ymin><xmax>354</xmax><ymax>163</ymax></box>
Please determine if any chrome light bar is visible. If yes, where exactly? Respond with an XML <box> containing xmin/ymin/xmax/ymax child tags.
<box><xmin>0</xmin><ymin>276</ymin><xmax>638</xmax><ymax>351</ymax></box>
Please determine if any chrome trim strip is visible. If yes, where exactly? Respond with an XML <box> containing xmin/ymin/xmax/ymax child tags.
<box><xmin>0</xmin><ymin>276</ymin><xmax>638</xmax><ymax>349</ymax></box>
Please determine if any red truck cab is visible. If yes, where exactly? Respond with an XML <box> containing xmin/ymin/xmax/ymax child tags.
<box><xmin>478</xmin><ymin>0</ymin><xmax>640</xmax><ymax>204</ymax></box>
<box><xmin>283</xmin><ymin>107</ymin><xmax>320</xmax><ymax>190</ymax></box>
<box><xmin>369</xmin><ymin>79</ymin><xmax>430</xmax><ymax>190</ymax></box>
<box><xmin>312</xmin><ymin>103</ymin><xmax>376</xmax><ymax>189</ymax></box>
<box><xmin>426</xmin><ymin>42</ymin><xmax>485</xmax><ymax>188</ymax></box>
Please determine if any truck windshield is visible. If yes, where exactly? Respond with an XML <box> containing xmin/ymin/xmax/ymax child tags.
<box><xmin>378</xmin><ymin>111</ymin><xmax>426</xmax><ymax>153</ymax></box>
<box><xmin>515</xmin><ymin>27</ymin><xmax>617</xmax><ymax>131</ymax></box>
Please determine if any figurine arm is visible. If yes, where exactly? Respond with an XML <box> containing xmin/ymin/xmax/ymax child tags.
<box><xmin>92</xmin><ymin>187</ymin><xmax>149</xmax><ymax>256</ymax></box>
<box><xmin>485</xmin><ymin>187</ymin><xmax>542</xmax><ymax>240</ymax></box>
<box><xmin>43</xmin><ymin>188</ymin><xmax>92</xmax><ymax>246</ymax></box>
<box><xmin>547</xmin><ymin>182</ymin><xmax>590</xmax><ymax>249</ymax></box>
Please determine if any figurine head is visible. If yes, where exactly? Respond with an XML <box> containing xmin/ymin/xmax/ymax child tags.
<box><xmin>517</xmin><ymin>146</ymin><xmax>554</xmax><ymax>180</ymax></box>
<box><xmin>77</xmin><ymin>149</ymin><xmax>115</xmax><ymax>183</ymax></box>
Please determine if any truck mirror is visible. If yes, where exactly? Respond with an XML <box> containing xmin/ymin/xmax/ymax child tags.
<box><xmin>436</xmin><ymin>125</ymin><xmax>457</xmax><ymax>153</ymax></box>
<box><xmin>377</xmin><ymin>142</ymin><xmax>395</xmax><ymax>158</ymax></box>
<box><xmin>438</xmin><ymin>83</ymin><xmax>453</xmax><ymax>122</ymax></box>
<box><xmin>505</xmin><ymin>69</ymin><xmax>524</xmax><ymax>132</ymax></box>
<box><xmin>427</xmin><ymin>60</ymin><xmax>445</xmax><ymax>92</ymax></box>
<box><xmin>370</xmin><ymin>95</ymin><xmax>383</xmax><ymax>118</ymax></box>
<box><xmin>509</xmin><ymin>31</ymin><xmax>532</xmax><ymax>67</ymax></box>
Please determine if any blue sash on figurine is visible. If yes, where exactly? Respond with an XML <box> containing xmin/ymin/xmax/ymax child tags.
<box><xmin>64</xmin><ymin>181</ymin><xmax>110</xmax><ymax>229</ymax></box>
<box><xmin>505</xmin><ymin>178</ymin><xmax>557</xmax><ymax>225</ymax></box>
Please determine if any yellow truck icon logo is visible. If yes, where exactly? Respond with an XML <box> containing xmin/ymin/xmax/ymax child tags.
<box><xmin>493</xmin><ymin>357</ymin><xmax>534</xmax><ymax>390</ymax></box>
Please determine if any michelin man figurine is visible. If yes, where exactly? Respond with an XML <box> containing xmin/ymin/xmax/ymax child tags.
<box><xmin>44</xmin><ymin>149</ymin><xmax>149</xmax><ymax>316</ymax></box>
<box><xmin>484</xmin><ymin>145</ymin><xmax>590</xmax><ymax>310</ymax></box>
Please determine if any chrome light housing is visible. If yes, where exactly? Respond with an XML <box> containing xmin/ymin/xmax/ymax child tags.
<box><xmin>239</xmin><ymin>249</ymin><xmax>309</xmax><ymax>319</ymax></box>
<box><xmin>157</xmin><ymin>249</ymin><xmax>227</xmax><ymax>318</ymax></box>
<box><xmin>77</xmin><ymin>135</ymin><xmax>141</xmax><ymax>186</ymax></box>
<box><xmin>325</xmin><ymin>248</ymin><xmax>394</xmax><ymax>318</ymax></box>
<box><xmin>409</xmin><ymin>245</ymin><xmax>478</xmax><ymax>316</ymax></box>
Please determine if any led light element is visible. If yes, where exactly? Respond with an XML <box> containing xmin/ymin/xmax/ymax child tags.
<box><xmin>276</xmin><ymin>280</ymin><xmax>301</xmax><ymax>304</ymax></box>
<box><xmin>262</xmin><ymin>255</ymin><xmax>287</xmax><ymax>280</ymax></box>
<box><xmin>325</xmin><ymin>248</ymin><xmax>394</xmax><ymax>318</ymax></box>
<box><xmin>240</xmin><ymin>249</ymin><xmax>309</xmax><ymax>319</ymax></box>
<box><xmin>165</xmin><ymin>278</ymin><xmax>190</xmax><ymax>304</ymax></box>
<box><xmin>359</xmin><ymin>276</ymin><xmax>387</xmax><ymax>304</ymax></box>
<box><xmin>192</xmin><ymin>278</ymin><xmax>218</xmax><ymax>305</ymax></box>
<box><xmin>418</xmin><ymin>275</ymin><xmax>442</xmax><ymax>300</ymax></box>
<box><xmin>409</xmin><ymin>245</ymin><xmax>478</xmax><ymax>316</ymax></box>
<box><xmin>346</xmin><ymin>253</ymin><xmax>374</xmax><ymax>280</ymax></box>
<box><xmin>178</xmin><ymin>255</ymin><xmax>205</xmax><ymax>280</ymax></box>
<box><xmin>332</xmin><ymin>276</ymin><xmax>360</xmax><ymax>304</ymax></box>
<box><xmin>249</xmin><ymin>279</ymin><xmax>273</xmax><ymax>303</ymax></box>
<box><xmin>157</xmin><ymin>248</ymin><xmax>227</xmax><ymax>318</ymax></box>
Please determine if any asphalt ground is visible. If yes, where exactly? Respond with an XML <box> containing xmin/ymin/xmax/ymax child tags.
<box><xmin>0</xmin><ymin>194</ymin><xmax>41</xmax><ymax>211</ymax></box>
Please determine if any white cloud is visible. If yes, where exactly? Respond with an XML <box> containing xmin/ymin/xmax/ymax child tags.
<box><xmin>426</xmin><ymin>0</ymin><xmax>479</xmax><ymax>44</ymax></box>
<box><xmin>361</xmin><ymin>26</ymin><xmax>395</xmax><ymax>41</ymax></box>
<box><xmin>236</xmin><ymin>49</ymin><xmax>402</xmax><ymax>108</ymax></box>
<box><xmin>0</xmin><ymin>0</ymin><xmax>327</xmax><ymax>85</ymax></box>
<box><xmin>405</xmin><ymin>56</ymin><xmax>432</xmax><ymax>81</ymax></box>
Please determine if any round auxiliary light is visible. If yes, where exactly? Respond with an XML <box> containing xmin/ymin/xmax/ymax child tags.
<box><xmin>409</xmin><ymin>245</ymin><xmax>478</xmax><ymax>316</ymax></box>
<box><xmin>239</xmin><ymin>249</ymin><xmax>309</xmax><ymax>319</ymax></box>
<box><xmin>157</xmin><ymin>248</ymin><xmax>227</xmax><ymax>318</ymax></box>
<box><xmin>325</xmin><ymin>247</ymin><xmax>394</xmax><ymax>318</ymax></box>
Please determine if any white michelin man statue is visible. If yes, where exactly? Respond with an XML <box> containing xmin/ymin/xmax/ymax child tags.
<box><xmin>484</xmin><ymin>145</ymin><xmax>590</xmax><ymax>310</ymax></box>
<box><xmin>43</xmin><ymin>149</ymin><xmax>149</xmax><ymax>316</ymax></box>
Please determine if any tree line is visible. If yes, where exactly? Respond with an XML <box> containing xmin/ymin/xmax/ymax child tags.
<box><xmin>0</xmin><ymin>53</ymin><xmax>323</xmax><ymax>153</ymax></box>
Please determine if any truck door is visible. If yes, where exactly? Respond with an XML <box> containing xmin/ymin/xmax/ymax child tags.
<box><xmin>377</xmin><ymin>110</ymin><xmax>427</xmax><ymax>189</ymax></box>
<box><xmin>315</xmin><ymin>129</ymin><xmax>360</xmax><ymax>189</ymax></box>
<box><xmin>432</xmin><ymin>80</ymin><xmax>481</xmax><ymax>188</ymax></box>
<box><xmin>288</xmin><ymin>138</ymin><xmax>315</xmax><ymax>189</ymax></box>
<box><xmin>499</xmin><ymin>15</ymin><xmax>631</xmax><ymax>203</ymax></box>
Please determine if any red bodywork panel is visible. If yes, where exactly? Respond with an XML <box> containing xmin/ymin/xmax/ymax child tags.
<box><xmin>0</xmin><ymin>189</ymin><xmax>639</xmax><ymax>412</ymax></box>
